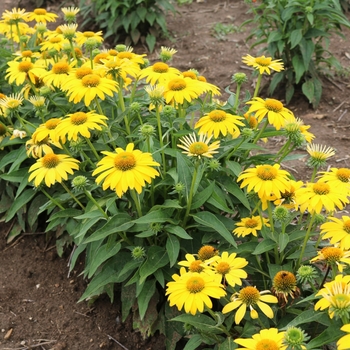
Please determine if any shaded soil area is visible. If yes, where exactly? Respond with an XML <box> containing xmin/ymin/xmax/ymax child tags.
<box><xmin>1</xmin><ymin>0</ymin><xmax>350</xmax><ymax>349</ymax></box>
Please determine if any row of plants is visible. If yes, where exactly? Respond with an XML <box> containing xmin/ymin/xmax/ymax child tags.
<box><xmin>1</xmin><ymin>4</ymin><xmax>350</xmax><ymax>350</ymax></box>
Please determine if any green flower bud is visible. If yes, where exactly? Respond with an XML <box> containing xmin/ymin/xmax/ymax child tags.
<box><xmin>174</xmin><ymin>182</ymin><xmax>185</xmax><ymax>194</ymax></box>
<box><xmin>115</xmin><ymin>44</ymin><xmax>127</xmax><ymax>52</ymax></box>
<box><xmin>273</xmin><ymin>206</ymin><xmax>291</xmax><ymax>224</ymax></box>
<box><xmin>283</xmin><ymin>326</ymin><xmax>309</xmax><ymax>350</ymax></box>
<box><xmin>208</xmin><ymin>159</ymin><xmax>222</xmax><ymax>172</ymax></box>
<box><xmin>149</xmin><ymin>222</ymin><xmax>163</xmax><ymax>234</ymax></box>
<box><xmin>232</xmin><ymin>72</ymin><xmax>248</xmax><ymax>85</ymax></box>
<box><xmin>131</xmin><ymin>246</ymin><xmax>146</xmax><ymax>260</ymax></box>
<box><xmin>241</xmin><ymin>127</ymin><xmax>255</xmax><ymax>140</ymax></box>
<box><xmin>71</xmin><ymin>175</ymin><xmax>88</xmax><ymax>191</ymax></box>
<box><xmin>161</xmin><ymin>105</ymin><xmax>176</xmax><ymax>119</ymax></box>
<box><xmin>84</xmin><ymin>38</ymin><xmax>99</xmax><ymax>51</ymax></box>
<box><xmin>297</xmin><ymin>265</ymin><xmax>318</xmax><ymax>284</ymax></box>
<box><xmin>20</xmin><ymin>35</ymin><xmax>28</xmax><ymax>43</ymax></box>
<box><xmin>91</xmin><ymin>48</ymin><xmax>101</xmax><ymax>58</ymax></box>
<box><xmin>39</xmin><ymin>86</ymin><xmax>52</xmax><ymax>96</ymax></box>
<box><xmin>140</xmin><ymin>124</ymin><xmax>155</xmax><ymax>138</ymax></box>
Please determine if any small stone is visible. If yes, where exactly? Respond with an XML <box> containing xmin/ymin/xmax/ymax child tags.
<box><xmin>4</xmin><ymin>328</ymin><xmax>13</xmax><ymax>340</ymax></box>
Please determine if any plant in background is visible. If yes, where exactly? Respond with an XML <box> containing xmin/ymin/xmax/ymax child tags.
<box><xmin>211</xmin><ymin>22</ymin><xmax>240</xmax><ymax>41</ymax></box>
<box><xmin>243</xmin><ymin>0</ymin><xmax>350</xmax><ymax>107</ymax></box>
<box><xmin>78</xmin><ymin>0</ymin><xmax>176</xmax><ymax>52</ymax></box>
<box><xmin>2</xmin><ymin>6</ymin><xmax>350</xmax><ymax>350</ymax></box>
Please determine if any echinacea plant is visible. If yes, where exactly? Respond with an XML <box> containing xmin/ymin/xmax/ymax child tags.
<box><xmin>1</xmin><ymin>6</ymin><xmax>350</xmax><ymax>350</ymax></box>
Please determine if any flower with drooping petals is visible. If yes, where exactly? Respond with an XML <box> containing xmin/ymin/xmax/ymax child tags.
<box><xmin>320</xmin><ymin>216</ymin><xmax>350</xmax><ymax>250</ymax></box>
<box><xmin>222</xmin><ymin>285</ymin><xmax>277</xmax><ymax>324</ymax></box>
<box><xmin>310</xmin><ymin>245</ymin><xmax>350</xmax><ymax>273</ymax></box>
<box><xmin>318</xmin><ymin>167</ymin><xmax>350</xmax><ymax>196</ymax></box>
<box><xmin>177</xmin><ymin>133</ymin><xmax>220</xmax><ymax>159</ymax></box>
<box><xmin>338</xmin><ymin>324</ymin><xmax>350</xmax><ymax>350</ymax></box>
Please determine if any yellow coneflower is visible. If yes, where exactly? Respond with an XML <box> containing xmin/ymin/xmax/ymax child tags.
<box><xmin>138</xmin><ymin>62</ymin><xmax>180</xmax><ymax>85</ymax></box>
<box><xmin>306</xmin><ymin>143</ymin><xmax>335</xmax><ymax>169</ymax></box>
<box><xmin>320</xmin><ymin>216</ymin><xmax>350</xmax><ymax>249</ymax></box>
<box><xmin>242</xmin><ymin>54</ymin><xmax>284</xmax><ymax>75</ymax></box>
<box><xmin>27</xmin><ymin>8</ymin><xmax>58</xmax><ymax>23</ymax></box>
<box><xmin>197</xmin><ymin>245</ymin><xmax>219</xmax><ymax>261</ymax></box>
<box><xmin>92</xmin><ymin>143</ymin><xmax>160</xmax><ymax>197</ymax></box>
<box><xmin>222</xmin><ymin>285</ymin><xmax>278</xmax><ymax>324</ymax></box>
<box><xmin>165</xmin><ymin>267</ymin><xmax>226</xmax><ymax>315</ymax></box>
<box><xmin>177</xmin><ymin>133</ymin><xmax>220</xmax><ymax>159</ymax></box>
<box><xmin>233</xmin><ymin>215</ymin><xmax>270</xmax><ymax>238</ymax></box>
<box><xmin>310</xmin><ymin>245</ymin><xmax>350</xmax><ymax>273</ymax></box>
<box><xmin>272</xmin><ymin>271</ymin><xmax>300</xmax><ymax>305</ymax></box>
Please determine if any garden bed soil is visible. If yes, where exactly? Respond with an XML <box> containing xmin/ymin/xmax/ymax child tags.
<box><xmin>1</xmin><ymin>0</ymin><xmax>350</xmax><ymax>349</ymax></box>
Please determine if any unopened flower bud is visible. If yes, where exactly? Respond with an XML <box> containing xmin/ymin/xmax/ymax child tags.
<box><xmin>131</xmin><ymin>246</ymin><xmax>146</xmax><ymax>260</ymax></box>
<box><xmin>72</xmin><ymin>175</ymin><xmax>88</xmax><ymax>191</ymax></box>
<box><xmin>232</xmin><ymin>72</ymin><xmax>248</xmax><ymax>84</ymax></box>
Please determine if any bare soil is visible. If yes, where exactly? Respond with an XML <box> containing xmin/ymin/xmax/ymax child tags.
<box><xmin>1</xmin><ymin>0</ymin><xmax>350</xmax><ymax>349</ymax></box>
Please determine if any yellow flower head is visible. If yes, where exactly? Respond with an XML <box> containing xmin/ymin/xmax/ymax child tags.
<box><xmin>237</xmin><ymin>163</ymin><xmax>291</xmax><ymax>202</ymax></box>
<box><xmin>177</xmin><ymin>133</ymin><xmax>220</xmax><ymax>159</ymax></box>
<box><xmin>318</xmin><ymin>167</ymin><xmax>350</xmax><ymax>196</ymax></box>
<box><xmin>166</xmin><ymin>267</ymin><xmax>226</xmax><ymax>315</ymax></box>
<box><xmin>246</xmin><ymin>97</ymin><xmax>295</xmax><ymax>130</ymax></box>
<box><xmin>1</xmin><ymin>8</ymin><xmax>30</xmax><ymax>23</ymax></box>
<box><xmin>42</xmin><ymin>60</ymin><xmax>76</xmax><ymax>88</ymax></box>
<box><xmin>92</xmin><ymin>143</ymin><xmax>160</xmax><ymax>197</ymax></box>
<box><xmin>195</xmin><ymin>109</ymin><xmax>244</xmax><ymax>139</ymax></box>
<box><xmin>26</xmin><ymin>136</ymin><xmax>61</xmax><ymax>159</ymax></box>
<box><xmin>178</xmin><ymin>253</ymin><xmax>211</xmax><ymax>273</ymax></box>
<box><xmin>233</xmin><ymin>215</ymin><xmax>270</xmax><ymax>238</ymax></box>
<box><xmin>338</xmin><ymin>324</ymin><xmax>350</xmax><ymax>350</ymax></box>
<box><xmin>197</xmin><ymin>245</ymin><xmax>219</xmax><ymax>261</ymax></box>
<box><xmin>75</xmin><ymin>30</ymin><xmax>104</xmax><ymax>46</ymax></box>
<box><xmin>222</xmin><ymin>286</ymin><xmax>277</xmax><ymax>324</ymax></box>
<box><xmin>306</xmin><ymin>143</ymin><xmax>335</xmax><ymax>169</ymax></box>
<box><xmin>32</xmin><ymin>118</ymin><xmax>63</xmax><ymax>144</ymax></box>
<box><xmin>138</xmin><ymin>62</ymin><xmax>180</xmax><ymax>85</ymax></box>
<box><xmin>5</xmin><ymin>60</ymin><xmax>47</xmax><ymax>86</ymax></box>
<box><xmin>159</xmin><ymin>46</ymin><xmax>177</xmax><ymax>62</ymax></box>
<box><xmin>272</xmin><ymin>271</ymin><xmax>300</xmax><ymax>305</ymax></box>
<box><xmin>210</xmin><ymin>251</ymin><xmax>248</xmax><ymax>287</ymax></box>
<box><xmin>55</xmin><ymin>111</ymin><xmax>108</xmax><ymax>142</ymax></box>
<box><xmin>295</xmin><ymin>180</ymin><xmax>349</xmax><ymax>214</ymax></box>
<box><xmin>28</xmin><ymin>152</ymin><xmax>80</xmax><ymax>187</ymax></box>
<box><xmin>27</xmin><ymin>8</ymin><xmax>58</xmax><ymax>23</ymax></box>
<box><xmin>242</xmin><ymin>54</ymin><xmax>284</xmax><ymax>75</ymax></box>
<box><xmin>321</xmin><ymin>216</ymin><xmax>350</xmax><ymax>249</ymax></box>
<box><xmin>310</xmin><ymin>245</ymin><xmax>350</xmax><ymax>273</ymax></box>
<box><xmin>0</xmin><ymin>93</ymin><xmax>24</xmax><ymax>114</ymax></box>
<box><xmin>235</xmin><ymin>328</ymin><xmax>287</xmax><ymax>350</ymax></box>
<box><xmin>62</xmin><ymin>72</ymin><xmax>118</xmax><ymax>106</ymax></box>
<box><xmin>163</xmin><ymin>76</ymin><xmax>207</xmax><ymax>105</ymax></box>
<box><xmin>315</xmin><ymin>274</ymin><xmax>350</xmax><ymax>320</ymax></box>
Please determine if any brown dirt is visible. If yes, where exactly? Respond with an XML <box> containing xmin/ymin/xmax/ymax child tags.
<box><xmin>1</xmin><ymin>0</ymin><xmax>350</xmax><ymax>349</ymax></box>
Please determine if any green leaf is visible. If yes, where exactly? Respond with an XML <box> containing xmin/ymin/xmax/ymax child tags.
<box><xmin>221</xmin><ymin>178</ymin><xmax>250</xmax><ymax>210</ymax></box>
<box><xmin>5</xmin><ymin>189</ymin><xmax>36</xmax><ymax>222</ymax></box>
<box><xmin>47</xmin><ymin>209</ymin><xmax>83</xmax><ymax>221</ymax></box>
<box><xmin>292</xmin><ymin>55</ymin><xmax>305</xmax><ymax>84</ymax></box>
<box><xmin>27</xmin><ymin>194</ymin><xmax>47</xmax><ymax>230</ymax></box>
<box><xmin>132</xmin><ymin>208</ymin><xmax>172</xmax><ymax>224</ymax></box>
<box><xmin>283</xmin><ymin>309</ymin><xmax>329</xmax><ymax>328</ymax></box>
<box><xmin>145</xmin><ymin>33</ymin><xmax>156</xmax><ymax>53</ymax></box>
<box><xmin>165</xmin><ymin>225</ymin><xmax>192</xmax><ymax>239</ymax></box>
<box><xmin>121</xmin><ymin>283</ymin><xmax>136</xmax><ymax>322</ymax></box>
<box><xmin>191</xmin><ymin>181</ymin><xmax>215</xmax><ymax>210</ymax></box>
<box><xmin>253</xmin><ymin>239</ymin><xmax>276</xmax><ymax>255</ymax></box>
<box><xmin>192</xmin><ymin>211</ymin><xmax>237</xmax><ymax>247</ymax></box>
<box><xmin>139</xmin><ymin>246</ymin><xmax>169</xmax><ymax>285</ymax></box>
<box><xmin>183</xmin><ymin>334</ymin><xmax>203</xmax><ymax>350</ymax></box>
<box><xmin>278</xmin><ymin>232</ymin><xmax>289</xmax><ymax>253</ymax></box>
<box><xmin>166</xmin><ymin>234</ymin><xmax>180</xmax><ymax>267</ymax></box>
<box><xmin>299</xmin><ymin>38</ymin><xmax>314</xmax><ymax>71</ymax></box>
<box><xmin>226</xmin><ymin>161</ymin><xmax>242</xmax><ymax>177</ymax></box>
<box><xmin>289</xmin><ymin>28</ymin><xmax>303</xmax><ymax>49</ymax></box>
<box><xmin>177</xmin><ymin>152</ymin><xmax>193</xmax><ymax>198</ymax></box>
<box><xmin>137</xmin><ymin>279</ymin><xmax>156</xmax><ymax>320</ymax></box>
<box><xmin>302</xmin><ymin>80</ymin><xmax>315</xmax><ymax>105</ymax></box>
<box><xmin>171</xmin><ymin>314</ymin><xmax>222</xmax><ymax>334</ymax></box>
<box><xmin>307</xmin><ymin>321</ymin><xmax>343</xmax><ymax>349</ymax></box>
<box><xmin>0</xmin><ymin>167</ymin><xmax>30</xmax><ymax>182</ymax></box>
<box><xmin>83</xmin><ymin>213</ymin><xmax>133</xmax><ymax>243</ymax></box>
<box><xmin>87</xmin><ymin>242</ymin><xmax>121</xmax><ymax>278</ymax></box>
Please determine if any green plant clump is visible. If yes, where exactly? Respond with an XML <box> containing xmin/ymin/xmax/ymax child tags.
<box><xmin>79</xmin><ymin>0</ymin><xmax>176</xmax><ymax>52</ymax></box>
<box><xmin>243</xmin><ymin>0</ymin><xmax>350</xmax><ymax>107</ymax></box>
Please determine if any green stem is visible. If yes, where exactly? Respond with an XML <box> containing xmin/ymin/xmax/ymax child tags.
<box><xmin>182</xmin><ymin>162</ymin><xmax>199</xmax><ymax>227</ymax></box>
<box><xmin>41</xmin><ymin>188</ymin><xmax>65</xmax><ymax>210</ymax></box>
<box><xmin>155</xmin><ymin>104</ymin><xmax>166</xmax><ymax>175</ymax></box>
<box><xmin>233</xmin><ymin>83</ymin><xmax>242</xmax><ymax>112</ymax></box>
<box><xmin>253</xmin><ymin>74</ymin><xmax>263</xmax><ymax>98</ymax></box>
<box><xmin>297</xmin><ymin>213</ymin><xmax>316</xmax><ymax>269</ymax></box>
<box><xmin>130</xmin><ymin>189</ymin><xmax>142</xmax><ymax>218</ymax></box>
<box><xmin>252</xmin><ymin>118</ymin><xmax>269</xmax><ymax>145</ymax></box>
<box><xmin>225</xmin><ymin>137</ymin><xmax>246</xmax><ymax>160</ymax></box>
<box><xmin>61</xmin><ymin>181</ymin><xmax>85</xmax><ymax>210</ymax></box>
<box><xmin>83</xmin><ymin>189</ymin><xmax>108</xmax><ymax>219</ymax></box>
<box><xmin>69</xmin><ymin>39</ymin><xmax>77</xmax><ymax>62</ymax></box>
<box><xmin>80</xmin><ymin>149</ymin><xmax>96</xmax><ymax>168</ymax></box>
<box><xmin>310</xmin><ymin>167</ymin><xmax>318</xmax><ymax>182</ymax></box>
<box><xmin>206</xmin><ymin>308</ymin><xmax>231</xmax><ymax>337</ymax></box>
<box><xmin>85</xmin><ymin>137</ymin><xmax>100</xmax><ymax>161</ymax></box>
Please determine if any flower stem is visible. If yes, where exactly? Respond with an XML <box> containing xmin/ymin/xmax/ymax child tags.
<box><xmin>130</xmin><ymin>189</ymin><xmax>142</xmax><ymax>218</ymax></box>
<box><xmin>85</xmin><ymin>137</ymin><xmax>100</xmax><ymax>161</ymax></box>
<box><xmin>253</xmin><ymin>74</ymin><xmax>263</xmax><ymax>98</ymax></box>
<box><xmin>61</xmin><ymin>181</ymin><xmax>85</xmax><ymax>210</ymax></box>
<box><xmin>83</xmin><ymin>189</ymin><xmax>108</xmax><ymax>219</ymax></box>
<box><xmin>297</xmin><ymin>213</ymin><xmax>316</xmax><ymax>269</ymax></box>
<box><xmin>182</xmin><ymin>162</ymin><xmax>199</xmax><ymax>227</ymax></box>
<box><xmin>155</xmin><ymin>105</ymin><xmax>166</xmax><ymax>174</ymax></box>
<box><xmin>41</xmin><ymin>188</ymin><xmax>65</xmax><ymax>210</ymax></box>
